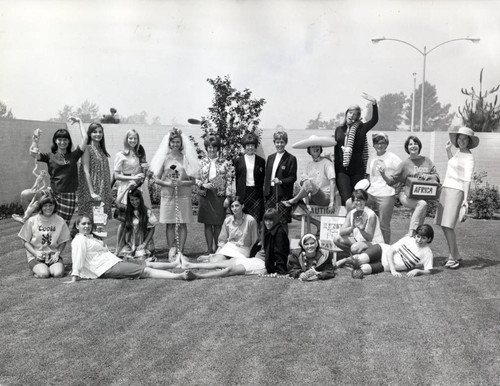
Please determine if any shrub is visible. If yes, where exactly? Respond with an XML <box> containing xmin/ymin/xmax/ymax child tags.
<box><xmin>0</xmin><ymin>202</ymin><xmax>23</xmax><ymax>220</ymax></box>
<box><xmin>469</xmin><ymin>171</ymin><xmax>499</xmax><ymax>219</ymax></box>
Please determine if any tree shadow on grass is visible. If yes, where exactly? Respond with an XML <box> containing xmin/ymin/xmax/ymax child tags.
<box><xmin>463</xmin><ymin>256</ymin><xmax>500</xmax><ymax>270</ymax></box>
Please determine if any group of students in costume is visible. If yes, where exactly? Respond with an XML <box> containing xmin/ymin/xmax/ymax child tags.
<box><xmin>16</xmin><ymin>94</ymin><xmax>480</xmax><ymax>281</ymax></box>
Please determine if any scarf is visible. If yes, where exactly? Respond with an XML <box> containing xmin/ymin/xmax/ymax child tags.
<box><xmin>342</xmin><ymin>120</ymin><xmax>369</xmax><ymax>171</ymax></box>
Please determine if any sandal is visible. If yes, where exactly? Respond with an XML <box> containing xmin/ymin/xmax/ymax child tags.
<box><xmin>445</xmin><ymin>259</ymin><xmax>460</xmax><ymax>269</ymax></box>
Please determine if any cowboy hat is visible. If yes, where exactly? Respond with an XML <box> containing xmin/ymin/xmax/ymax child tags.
<box><xmin>449</xmin><ymin>126</ymin><xmax>479</xmax><ymax>149</ymax></box>
<box><xmin>292</xmin><ymin>135</ymin><xmax>337</xmax><ymax>149</ymax></box>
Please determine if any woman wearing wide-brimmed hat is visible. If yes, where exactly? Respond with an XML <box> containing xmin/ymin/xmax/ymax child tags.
<box><xmin>282</xmin><ymin>135</ymin><xmax>337</xmax><ymax>234</ymax></box>
<box><xmin>435</xmin><ymin>126</ymin><xmax>479</xmax><ymax>269</ymax></box>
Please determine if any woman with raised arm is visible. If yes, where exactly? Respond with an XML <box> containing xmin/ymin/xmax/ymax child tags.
<box><xmin>435</xmin><ymin>127</ymin><xmax>478</xmax><ymax>269</ymax></box>
<box><xmin>77</xmin><ymin>122</ymin><xmax>113</xmax><ymax>218</ymax></box>
<box><xmin>66</xmin><ymin>215</ymin><xmax>194</xmax><ymax>282</ymax></box>
<box><xmin>20</xmin><ymin>117</ymin><xmax>87</xmax><ymax>225</ymax></box>
<box><xmin>150</xmin><ymin>128</ymin><xmax>199</xmax><ymax>253</ymax></box>
<box><xmin>333</xmin><ymin>93</ymin><xmax>378</xmax><ymax>206</ymax></box>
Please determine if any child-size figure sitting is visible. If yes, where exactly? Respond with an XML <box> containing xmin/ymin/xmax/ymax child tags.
<box><xmin>339</xmin><ymin>224</ymin><xmax>434</xmax><ymax>278</ymax></box>
<box><xmin>287</xmin><ymin>233</ymin><xmax>336</xmax><ymax>281</ymax></box>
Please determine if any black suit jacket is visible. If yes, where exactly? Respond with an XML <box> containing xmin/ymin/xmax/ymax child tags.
<box><xmin>264</xmin><ymin>150</ymin><xmax>297</xmax><ymax>200</ymax></box>
<box><xmin>234</xmin><ymin>154</ymin><xmax>266</xmax><ymax>198</ymax></box>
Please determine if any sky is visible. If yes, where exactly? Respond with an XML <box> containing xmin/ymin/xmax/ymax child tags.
<box><xmin>1</xmin><ymin>0</ymin><xmax>499</xmax><ymax>130</ymax></box>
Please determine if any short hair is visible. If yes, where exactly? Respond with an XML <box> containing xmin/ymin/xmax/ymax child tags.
<box><xmin>351</xmin><ymin>189</ymin><xmax>368</xmax><ymax>202</ymax></box>
<box><xmin>204</xmin><ymin>135</ymin><xmax>222</xmax><ymax>150</ymax></box>
<box><xmin>273</xmin><ymin>130</ymin><xmax>288</xmax><ymax>144</ymax></box>
<box><xmin>372</xmin><ymin>132</ymin><xmax>389</xmax><ymax>145</ymax></box>
<box><xmin>263</xmin><ymin>208</ymin><xmax>280</xmax><ymax>223</ymax></box>
<box><xmin>241</xmin><ymin>133</ymin><xmax>259</xmax><ymax>147</ymax></box>
<box><xmin>415</xmin><ymin>224</ymin><xmax>434</xmax><ymax>243</ymax></box>
<box><xmin>51</xmin><ymin>129</ymin><xmax>74</xmax><ymax>153</ymax></box>
<box><xmin>37</xmin><ymin>194</ymin><xmax>57</xmax><ymax>213</ymax></box>
<box><xmin>307</xmin><ymin>145</ymin><xmax>323</xmax><ymax>155</ymax></box>
<box><xmin>404</xmin><ymin>136</ymin><xmax>422</xmax><ymax>154</ymax></box>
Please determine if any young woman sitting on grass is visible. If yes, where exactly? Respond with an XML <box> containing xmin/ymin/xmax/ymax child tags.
<box><xmin>338</xmin><ymin>224</ymin><xmax>434</xmax><ymax>278</ymax></box>
<box><xmin>66</xmin><ymin>216</ymin><xmax>195</xmax><ymax>283</ymax></box>
<box><xmin>253</xmin><ymin>208</ymin><xmax>290</xmax><ymax>275</ymax></box>
<box><xmin>18</xmin><ymin>194</ymin><xmax>71</xmax><ymax>278</ymax></box>
<box><xmin>197</xmin><ymin>196</ymin><xmax>259</xmax><ymax>263</ymax></box>
<box><xmin>333</xmin><ymin>189</ymin><xmax>384</xmax><ymax>258</ymax></box>
<box><xmin>287</xmin><ymin>233</ymin><xmax>336</xmax><ymax>281</ymax></box>
<box><xmin>115</xmin><ymin>185</ymin><xmax>158</xmax><ymax>260</ymax></box>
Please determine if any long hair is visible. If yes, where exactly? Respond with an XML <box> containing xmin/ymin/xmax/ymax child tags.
<box><xmin>51</xmin><ymin>129</ymin><xmax>74</xmax><ymax>154</ymax></box>
<box><xmin>86</xmin><ymin>122</ymin><xmax>110</xmax><ymax>157</ymax></box>
<box><xmin>123</xmin><ymin>129</ymin><xmax>146</xmax><ymax>161</ymax></box>
<box><xmin>124</xmin><ymin>189</ymin><xmax>149</xmax><ymax>235</ymax></box>
<box><xmin>70</xmin><ymin>215</ymin><xmax>94</xmax><ymax>239</ymax></box>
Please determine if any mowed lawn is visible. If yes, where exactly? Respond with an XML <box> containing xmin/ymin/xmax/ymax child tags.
<box><xmin>0</xmin><ymin>211</ymin><xmax>499</xmax><ymax>386</ymax></box>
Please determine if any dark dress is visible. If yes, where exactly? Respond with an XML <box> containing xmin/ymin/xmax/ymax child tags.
<box><xmin>287</xmin><ymin>248</ymin><xmax>336</xmax><ymax>280</ymax></box>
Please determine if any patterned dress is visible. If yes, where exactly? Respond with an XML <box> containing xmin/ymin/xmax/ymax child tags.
<box><xmin>158</xmin><ymin>155</ymin><xmax>194</xmax><ymax>224</ymax></box>
<box><xmin>77</xmin><ymin>144</ymin><xmax>112</xmax><ymax>218</ymax></box>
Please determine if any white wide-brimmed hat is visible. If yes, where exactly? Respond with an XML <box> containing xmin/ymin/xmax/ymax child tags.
<box><xmin>292</xmin><ymin>135</ymin><xmax>337</xmax><ymax>149</ymax></box>
<box><xmin>449</xmin><ymin>126</ymin><xmax>479</xmax><ymax>150</ymax></box>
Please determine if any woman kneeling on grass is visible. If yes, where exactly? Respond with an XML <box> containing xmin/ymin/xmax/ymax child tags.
<box><xmin>287</xmin><ymin>233</ymin><xmax>336</xmax><ymax>281</ymax></box>
<box><xmin>338</xmin><ymin>224</ymin><xmax>434</xmax><ymax>278</ymax></box>
<box><xmin>66</xmin><ymin>216</ymin><xmax>195</xmax><ymax>283</ymax></box>
<box><xmin>18</xmin><ymin>194</ymin><xmax>71</xmax><ymax>278</ymax></box>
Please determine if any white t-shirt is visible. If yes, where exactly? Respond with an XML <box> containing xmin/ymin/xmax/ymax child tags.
<box><xmin>381</xmin><ymin>236</ymin><xmax>433</xmax><ymax>271</ymax></box>
<box><xmin>367</xmin><ymin>151</ymin><xmax>402</xmax><ymax>196</ymax></box>
<box><xmin>18</xmin><ymin>214</ymin><xmax>71</xmax><ymax>262</ymax></box>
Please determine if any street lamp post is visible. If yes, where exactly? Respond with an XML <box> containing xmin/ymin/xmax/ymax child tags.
<box><xmin>371</xmin><ymin>37</ymin><xmax>480</xmax><ymax>132</ymax></box>
<box><xmin>411</xmin><ymin>72</ymin><xmax>416</xmax><ymax>132</ymax></box>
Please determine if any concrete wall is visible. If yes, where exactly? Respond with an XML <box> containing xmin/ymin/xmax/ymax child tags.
<box><xmin>1</xmin><ymin>119</ymin><xmax>499</xmax><ymax>205</ymax></box>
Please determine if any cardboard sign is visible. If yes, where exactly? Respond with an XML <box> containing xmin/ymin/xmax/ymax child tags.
<box><xmin>93</xmin><ymin>203</ymin><xmax>108</xmax><ymax>237</ymax></box>
<box><xmin>407</xmin><ymin>177</ymin><xmax>440</xmax><ymax>200</ymax></box>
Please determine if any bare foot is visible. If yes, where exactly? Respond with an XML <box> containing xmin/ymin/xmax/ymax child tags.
<box><xmin>180</xmin><ymin>254</ymin><xmax>192</xmax><ymax>269</ymax></box>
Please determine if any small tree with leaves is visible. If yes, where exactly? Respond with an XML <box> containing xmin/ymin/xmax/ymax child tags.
<box><xmin>458</xmin><ymin>68</ymin><xmax>500</xmax><ymax>132</ymax></box>
<box><xmin>200</xmin><ymin>75</ymin><xmax>266</xmax><ymax>162</ymax></box>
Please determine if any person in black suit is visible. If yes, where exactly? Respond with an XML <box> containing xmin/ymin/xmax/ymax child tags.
<box><xmin>264</xmin><ymin>130</ymin><xmax>297</xmax><ymax>233</ymax></box>
<box><xmin>233</xmin><ymin>133</ymin><xmax>266</xmax><ymax>222</ymax></box>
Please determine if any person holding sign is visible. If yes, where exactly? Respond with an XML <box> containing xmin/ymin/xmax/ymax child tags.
<box><xmin>379</xmin><ymin>136</ymin><xmax>439</xmax><ymax>237</ymax></box>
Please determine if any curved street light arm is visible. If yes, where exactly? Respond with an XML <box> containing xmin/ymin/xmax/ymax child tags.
<box><xmin>427</xmin><ymin>37</ymin><xmax>480</xmax><ymax>55</ymax></box>
<box><xmin>371</xmin><ymin>37</ymin><xmax>424</xmax><ymax>56</ymax></box>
